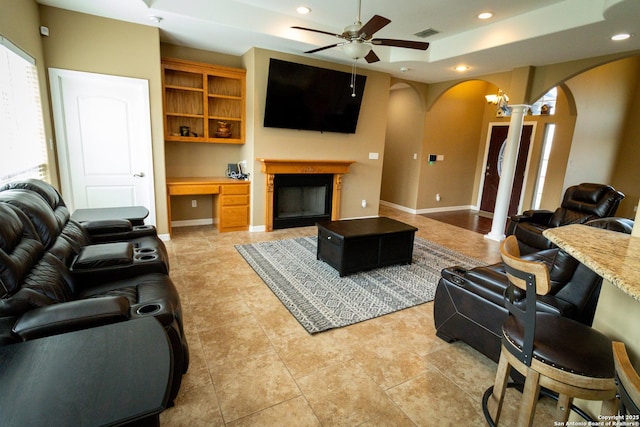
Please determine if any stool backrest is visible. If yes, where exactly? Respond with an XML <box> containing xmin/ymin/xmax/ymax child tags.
<box><xmin>612</xmin><ymin>341</ymin><xmax>640</xmax><ymax>416</ymax></box>
<box><xmin>500</xmin><ymin>235</ymin><xmax>553</xmax><ymax>367</ymax></box>
<box><xmin>500</xmin><ymin>236</ymin><xmax>551</xmax><ymax>295</ymax></box>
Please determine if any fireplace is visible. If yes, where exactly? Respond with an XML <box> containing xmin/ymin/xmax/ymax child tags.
<box><xmin>258</xmin><ymin>159</ymin><xmax>355</xmax><ymax>231</ymax></box>
<box><xmin>273</xmin><ymin>174</ymin><xmax>333</xmax><ymax>229</ymax></box>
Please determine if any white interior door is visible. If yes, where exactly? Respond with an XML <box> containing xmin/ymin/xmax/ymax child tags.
<box><xmin>49</xmin><ymin>68</ymin><xmax>156</xmax><ymax>225</ymax></box>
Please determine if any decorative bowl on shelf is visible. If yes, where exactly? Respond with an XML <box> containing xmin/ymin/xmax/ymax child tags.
<box><xmin>215</xmin><ymin>121</ymin><xmax>232</xmax><ymax>138</ymax></box>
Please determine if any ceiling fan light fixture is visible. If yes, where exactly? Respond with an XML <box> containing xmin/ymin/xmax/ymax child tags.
<box><xmin>341</xmin><ymin>41</ymin><xmax>371</xmax><ymax>59</ymax></box>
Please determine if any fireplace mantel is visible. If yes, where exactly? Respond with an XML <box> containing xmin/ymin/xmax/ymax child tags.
<box><xmin>257</xmin><ymin>159</ymin><xmax>355</xmax><ymax>231</ymax></box>
<box><xmin>258</xmin><ymin>159</ymin><xmax>355</xmax><ymax>175</ymax></box>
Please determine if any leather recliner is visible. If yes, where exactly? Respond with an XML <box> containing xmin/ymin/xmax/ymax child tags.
<box><xmin>0</xmin><ymin>180</ymin><xmax>189</xmax><ymax>404</ymax></box>
<box><xmin>506</xmin><ymin>183</ymin><xmax>624</xmax><ymax>254</ymax></box>
<box><xmin>434</xmin><ymin>217</ymin><xmax>633</xmax><ymax>363</ymax></box>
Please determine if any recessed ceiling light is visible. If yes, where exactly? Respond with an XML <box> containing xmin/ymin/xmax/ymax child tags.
<box><xmin>296</xmin><ymin>6</ymin><xmax>311</xmax><ymax>15</ymax></box>
<box><xmin>148</xmin><ymin>15</ymin><xmax>163</xmax><ymax>23</ymax></box>
<box><xmin>611</xmin><ymin>33</ymin><xmax>632</xmax><ymax>41</ymax></box>
<box><xmin>455</xmin><ymin>65</ymin><xmax>469</xmax><ymax>72</ymax></box>
<box><xmin>400</xmin><ymin>67</ymin><xmax>410</xmax><ymax>73</ymax></box>
<box><xmin>478</xmin><ymin>12</ymin><xmax>493</xmax><ymax>20</ymax></box>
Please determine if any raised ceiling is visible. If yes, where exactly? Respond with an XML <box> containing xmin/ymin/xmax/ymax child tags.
<box><xmin>36</xmin><ymin>0</ymin><xmax>640</xmax><ymax>83</ymax></box>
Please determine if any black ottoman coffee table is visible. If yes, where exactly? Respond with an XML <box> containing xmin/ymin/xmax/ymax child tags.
<box><xmin>316</xmin><ymin>217</ymin><xmax>418</xmax><ymax>276</ymax></box>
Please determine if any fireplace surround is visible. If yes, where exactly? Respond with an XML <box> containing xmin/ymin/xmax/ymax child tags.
<box><xmin>258</xmin><ymin>159</ymin><xmax>355</xmax><ymax>231</ymax></box>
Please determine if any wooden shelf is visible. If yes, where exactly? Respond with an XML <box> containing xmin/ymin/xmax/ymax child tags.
<box><xmin>161</xmin><ymin>58</ymin><xmax>246</xmax><ymax>144</ymax></box>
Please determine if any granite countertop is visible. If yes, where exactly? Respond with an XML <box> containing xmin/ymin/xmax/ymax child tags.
<box><xmin>544</xmin><ymin>224</ymin><xmax>640</xmax><ymax>303</ymax></box>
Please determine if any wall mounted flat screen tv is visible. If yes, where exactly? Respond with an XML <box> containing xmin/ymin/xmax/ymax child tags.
<box><xmin>263</xmin><ymin>59</ymin><xmax>367</xmax><ymax>134</ymax></box>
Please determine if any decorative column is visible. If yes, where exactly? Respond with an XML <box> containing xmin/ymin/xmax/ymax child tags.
<box><xmin>486</xmin><ymin>104</ymin><xmax>530</xmax><ymax>242</ymax></box>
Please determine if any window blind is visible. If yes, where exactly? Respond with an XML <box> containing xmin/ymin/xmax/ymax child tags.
<box><xmin>0</xmin><ymin>35</ymin><xmax>48</xmax><ymax>185</ymax></box>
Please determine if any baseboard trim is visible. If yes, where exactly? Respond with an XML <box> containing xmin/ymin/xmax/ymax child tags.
<box><xmin>171</xmin><ymin>218</ymin><xmax>215</xmax><ymax>228</ymax></box>
<box><xmin>380</xmin><ymin>200</ymin><xmax>474</xmax><ymax>215</ymax></box>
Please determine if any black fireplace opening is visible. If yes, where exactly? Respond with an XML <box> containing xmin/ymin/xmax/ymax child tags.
<box><xmin>273</xmin><ymin>174</ymin><xmax>333</xmax><ymax>229</ymax></box>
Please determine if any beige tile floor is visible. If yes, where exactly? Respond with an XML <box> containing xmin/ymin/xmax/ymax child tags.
<box><xmin>159</xmin><ymin>206</ymin><xmax>557</xmax><ymax>426</ymax></box>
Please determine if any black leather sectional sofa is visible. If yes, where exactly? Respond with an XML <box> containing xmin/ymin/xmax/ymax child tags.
<box><xmin>0</xmin><ymin>179</ymin><xmax>188</xmax><ymax>405</ymax></box>
<box><xmin>434</xmin><ymin>216</ymin><xmax>633</xmax><ymax>363</ymax></box>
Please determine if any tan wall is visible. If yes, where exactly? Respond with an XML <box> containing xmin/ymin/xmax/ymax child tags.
<box><xmin>610</xmin><ymin>57</ymin><xmax>640</xmax><ymax>218</ymax></box>
<box><xmin>386</xmin><ymin>56</ymin><xmax>640</xmax><ymax>218</ymax></box>
<box><xmin>245</xmin><ymin>48</ymin><xmax>390</xmax><ymax>227</ymax></box>
<box><xmin>563</xmin><ymin>59</ymin><xmax>638</xmax><ymax>191</ymax></box>
<box><xmin>417</xmin><ymin>80</ymin><xmax>489</xmax><ymax>210</ymax></box>
<box><xmin>0</xmin><ymin>0</ymin><xmax>57</xmax><ymax>185</ymax></box>
<box><xmin>37</xmin><ymin>6</ymin><xmax>169</xmax><ymax>234</ymax></box>
<box><xmin>380</xmin><ymin>85</ymin><xmax>424</xmax><ymax>208</ymax></box>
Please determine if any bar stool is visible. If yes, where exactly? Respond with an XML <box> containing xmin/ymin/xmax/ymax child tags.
<box><xmin>612</xmin><ymin>341</ymin><xmax>640</xmax><ymax>416</ymax></box>
<box><xmin>482</xmin><ymin>235</ymin><xmax>618</xmax><ymax>426</ymax></box>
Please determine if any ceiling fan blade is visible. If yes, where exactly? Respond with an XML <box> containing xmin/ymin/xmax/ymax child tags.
<box><xmin>291</xmin><ymin>26</ymin><xmax>343</xmax><ymax>38</ymax></box>
<box><xmin>371</xmin><ymin>39</ymin><xmax>430</xmax><ymax>50</ymax></box>
<box><xmin>304</xmin><ymin>44</ymin><xmax>340</xmax><ymax>54</ymax></box>
<box><xmin>357</xmin><ymin>15</ymin><xmax>391</xmax><ymax>39</ymax></box>
<box><xmin>364</xmin><ymin>50</ymin><xmax>380</xmax><ymax>63</ymax></box>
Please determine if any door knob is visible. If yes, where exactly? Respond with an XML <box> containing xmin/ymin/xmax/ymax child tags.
<box><xmin>134</xmin><ymin>172</ymin><xmax>145</xmax><ymax>178</ymax></box>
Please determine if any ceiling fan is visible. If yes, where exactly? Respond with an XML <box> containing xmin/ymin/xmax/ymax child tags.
<box><xmin>291</xmin><ymin>0</ymin><xmax>430</xmax><ymax>63</ymax></box>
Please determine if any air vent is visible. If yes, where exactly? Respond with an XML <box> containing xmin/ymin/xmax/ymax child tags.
<box><xmin>414</xmin><ymin>28</ymin><xmax>439</xmax><ymax>39</ymax></box>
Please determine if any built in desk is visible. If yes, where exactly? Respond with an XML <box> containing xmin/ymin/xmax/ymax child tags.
<box><xmin>166</xmin><ymin>177</ymin><xmax>250</xmax><ymax>235</ymax></box>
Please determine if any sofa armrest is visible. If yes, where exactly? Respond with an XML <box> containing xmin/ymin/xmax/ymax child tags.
<box><xmin>82</xmin><ymin>218</ymin><xmax>133</xmax><ymax>235</ymax></box>
<box><xmin>71</xmin><ymin>242</ymin><xmax>133</xmax><ymax>270</ymax></box>
<box><xmin>510</xmin><ymin>209</ymin><xmax>554</xmax><ymax>224</ymax></box>
<box><xmin>82</xmin><ymin>220</ymin><xmax>159</xmax><ymax>243</ymax></box>
<box><xmin>12</xmin><ymin>296</ymin><xmax>130</xmax><ymax>340</ymax></box>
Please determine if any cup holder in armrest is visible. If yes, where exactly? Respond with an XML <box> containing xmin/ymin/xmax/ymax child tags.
<box><xmin>135</xmin><ymin>303</ymin><xmax>162</xmax><ymax>316</ymax></box>
<box><xmin>133</xmin><ymin>248</ymin><xmax>159</xmax><ymax>262</ymax></box>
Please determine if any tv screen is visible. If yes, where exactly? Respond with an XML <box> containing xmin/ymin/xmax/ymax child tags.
<box><xmin>263</xmin><ymin>59</ymin><xmax>367</xmax><ymax>134</ymax></box>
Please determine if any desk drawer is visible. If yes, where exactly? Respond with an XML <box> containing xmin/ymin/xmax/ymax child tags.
<box><xmin>222</xmin><ymin>184</ymin><xmax>249</xmax><ymax>195</ymax></box>
<box><xmin>221</xmin><ymin>194</ymin><xmax>249</xmax><ymax>206</ymax></box>
<box><xmin>168</xmin><ymin>184</ymin><xmax>219</xmax><ymax>195</ymax></box>
<box><xmin>220</xmin><ymin>205</ymin><xmax>249</xmax><ymax>229</ymax></box>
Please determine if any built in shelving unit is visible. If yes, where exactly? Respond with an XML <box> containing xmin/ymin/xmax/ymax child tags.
<box><xmin>161</xmin><ymin>57</ymin><xmax>246</xmax><ymax>144</ymax></box>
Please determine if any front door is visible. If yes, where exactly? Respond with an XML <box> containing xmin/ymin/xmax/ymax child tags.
<box><xmin>480</xmin><ymin>123</ymin><xmax>534</xmax><ymax>216</ymax></box>
<box><xmin>49</xmin><ymin>69</ymin><xmax>156</xmax><ymax>225</ymax></box>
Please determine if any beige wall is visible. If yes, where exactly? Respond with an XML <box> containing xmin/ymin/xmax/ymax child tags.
<box><xmin>37</xmin><ymin>6</ymin><xmax>169</xmax><ymax>234</ymax></box>
<box><xmin>611</xmin><ymin>57</ymin><xmax>640</xmax><ymax>218</ymax></box>
<box><xmin>0</xmin><ymin>0</ymin><xmax>56</xmax><ymax>185</ymax></box>
<box><xmin>384</xmin><ymin>55</ymin><xmax>640</xmax><ymax>220</ymax></box>
<box><xmin>417</xmin><ymin>80</ymin><xmax>489</xmax><ymax>210</ymax></box>
<box><xmin>160</xmin><ymin>46</ymin><xmax>390</xmax><ymax>228</ymax></box>
<box><xmin>244</xmin><ymin>48</ymin><xmax>390</xmax><ymax>227</ymax></box>
<box><xmin>380</xmin><ymin>85</ymin><xmax>424</xmax><ymax>208</ymax></box>
<box><xmin>563</xmin><ymin>58</ymin><xmax>638</xmax><ymax>191</ymax></box>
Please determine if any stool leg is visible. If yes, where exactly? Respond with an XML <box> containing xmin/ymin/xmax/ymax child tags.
<box><xmin>517</xmin><ymin>369</ymin><xmax>540</xmax><ymax>427</ymax></box>
<box><xmin>600</xmin><ymin>396</ymin><xmax>618</xmax><ymax>417</ymax></box>
<box><xmin>555</xmin><ymin>394</ymin><xmax>572</xmax><ymax>424</ymax></box>
<box><xmin>489</xmin><ymin>351</ymin><xmax>511</xmax><ymax>424</ymax></box>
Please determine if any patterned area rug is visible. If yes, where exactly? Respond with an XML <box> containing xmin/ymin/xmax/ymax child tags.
<box><xmin>235</xmin><ymin>236</ymin><xmax>484</xmax><ymax>334</ymax></box>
